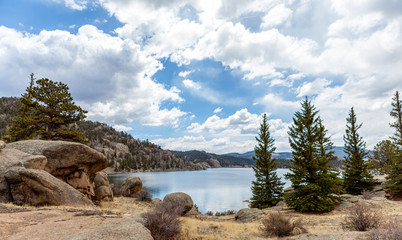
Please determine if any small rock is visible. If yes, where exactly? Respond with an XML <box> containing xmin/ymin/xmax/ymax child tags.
<box><xmin>284</xmin><ymin>186</ymin><xmax>294</xmax><ymax>193</ymax></box>
<box><xmin>235</xmin><ymin>208</ymin><xmax>263</xmax><ymax>222</ymax></box>
<box><xmin>152</xmin><ymin>198</ymin><xmax>162</xmax><ymax>205</ymax></box>
<box><xmin>0</xmin><ymin>141</ymin><xmax>6</xmax><ymax>151</ymax></box>
<box><xmin>120</xmin><ymin>176</ymin><xmax>142</xmax><ymax>197</ymax></box>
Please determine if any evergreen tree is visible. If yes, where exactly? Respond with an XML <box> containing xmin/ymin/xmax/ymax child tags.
<box><xmin>387</xmin><ymin>91</ymin><xmax>402</xmax><ymax>194</ymax></box>
<box><xmin>343</xmin><ymin>107</ymin><xmax>374</xmax><ymax>195</ymax></box>
<box><xmin>250</xmin><ymin>114</ymin><xmax>284</xmax><ymax>209</ymax></box>
<box><xmin>285</xmin><ymin>98</ymin><xmax>340</xmax><ymax>212</ymax></box>
<box><xmin>5</xmin><ymin>75</ymin><xmax>87</xmax><ymax>143</ymax></box>
<box><xmin>369</xmin><ymin>140</ymin><xmax>398</xmax><ymax>174</ymax></box>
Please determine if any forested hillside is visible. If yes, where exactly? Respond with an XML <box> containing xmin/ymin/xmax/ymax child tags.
<box><xmin>0</xmin><ymin>97</ymin><xmax>204</xmax><ymax>172</ymax></box>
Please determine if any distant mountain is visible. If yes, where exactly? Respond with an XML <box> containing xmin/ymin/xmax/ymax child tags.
<box><xmin>227</xmin><ymin>146</ymin><xmax>346</xmax><ymax>160</ymax></box>
<box><xmin>171</xmin><ymin>150</ymin><xmax>297</xmax><ymax>168</ymax></box>
<box><xmin>171</xmin><ymin>150</ymin><xmax>255</xmax><ymax>167</ymax></box>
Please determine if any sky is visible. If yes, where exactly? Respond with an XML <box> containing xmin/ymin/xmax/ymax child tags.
<box><xmin>0</xmin><ymin>0</ymin><xmax>401</xmax><ymax>154</ymax></box>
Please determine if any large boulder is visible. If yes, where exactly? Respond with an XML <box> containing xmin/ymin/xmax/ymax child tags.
<box><xmin>4</xmin><ymin>167</ymin><xmax>94</xmax><ymax>207</ymax></box>
<box><xmin>6</xmin><ymin>140</ymin><xmax>108</xmax><ymax>198</ymax></box>
<box><xmin>0</xmin><ymin>148</ymin><xmax>47</xmax><ymax>203</ymax></box>
<box><xmin>162</xmin><ymin>192</ymin><xmax>193</xmax><ymax>216</ymax></box>
<box><xmin>235</xmin><ymin>208</ymin><xmax>263</xmax><ymax>222</ymax></box>
<box><xmin>120</xmin><ymin>176</ymin><xmax>142</xmax><ymax>197</ymax></box>
<box><xmin>94</xmin><ymin>172</ymin><xmax>113</xmax><ymax>203</ymax></box>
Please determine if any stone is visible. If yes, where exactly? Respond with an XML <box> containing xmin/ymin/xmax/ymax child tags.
<box><xmin>69</xmin><ymin>219</ymin><xmax>153</xmax><ymax>240</ymax></box>
<box><xmin>0</xmin><ymin>148</ymin><xmax>48</xmax><ymax>203</ymax></box>
<box><xmin>6</xmin><ymin>140</ymin><xmax>108</xmax><ymax>180</ymax></box>
<box><xmin>340</xmin><ymin>194</ymin><xmax>359</xmax><ymax>203</ymax></box>
<box><xmin>120</xmin><ymin>176</ymin><xmax>142</xmax><ymax>197</ymax></box>
<box><xmin>4</xmin><ymin>167</ymin><xmax>94</xmax><ymax>207</ymax></box>
<box><xmin>6</xmin><ymin>140</ymin><xmax>108</xmax><ymax>198</ymax></box>
<box><xmin>284</xmin><ymin>186</ymin><xmax>294</xmax><ymax>193</ymax></box>
<box><xmin>162</xmin><ymin>192</ymin><xmax>193</xmax><ymax>216</ymax></box>
<box><xmin>152</xmin><ymin>198</ymin><xmax>162</xmax><ymax>205</ymax></box>
<box><xmin>208</xmin><ymin>158</ymin><xmax>221</xmax><ymax>168</ymax></box>
<box><xmin>234</xmin><ymin>208</ymin><xmax>263</xmax><ymax>222</ymax></box>
<box><xmin>93</xmin><ymin>172</ymin><xmax>113</xmax><ymax>202</ymax></box>
<box><xmin>0</xmin><ymin>140</ymin><xmax>6</xmax><ymax>151</ymax></box>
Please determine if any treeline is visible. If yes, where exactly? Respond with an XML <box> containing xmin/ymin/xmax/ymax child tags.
<box><xmin>0</xmin><ymin>75</ymin><xmax>205</xmax><ymax>172</ymax></box>
<box><xmin>250</xmin><ymin>93</ymin><xmax>402</xmax><ymax>212</ymax></box>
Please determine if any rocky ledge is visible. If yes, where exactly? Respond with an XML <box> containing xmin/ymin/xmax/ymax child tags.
<box><xmin>0</xmin><ymin>140</ymin><xmax>113</xmax><ymax>207</ymax></box>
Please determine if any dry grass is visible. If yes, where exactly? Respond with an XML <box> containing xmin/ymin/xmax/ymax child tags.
<box><xmin>180</xmin><ymin>217</ymin><xmax>264</xmax><ymax>240</ymax></box>
<box><xmin>99</xmin><ymin>196</ymin><xmax>152</xmax><ymax>215</ymax></box>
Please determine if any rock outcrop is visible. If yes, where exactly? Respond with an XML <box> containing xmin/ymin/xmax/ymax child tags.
<box><xmin>94</xmin><ymin>172</ymin><xmax>113</xmax><ymax>203</ymax></box>
<box><xmin>120</xmin><ymin>176</ymin><xmax>142</xmax><ymax>197</ymax></box>
<box><xmin>1</xmin><ymin>140</ymin><xmax>109</xmax><ymax>207</ymax></box>
<box><xmin>162</xmin><ymin>192</ymin><xmax>193</xmax><ymax>216</ymax></box>
<box><xmin>235</xmin><ymin>208</ymin><xmax>263</xmax><ymax>222</ymax></box>
<box><xmin>6</xmin><ymin>140</ymin><xmax>108</xmax><ymax>198</ymax></box>
<box><xmin>4</xmin><ymin>167</ymin><xmax>94</xmax><ymax>207</ymax></box>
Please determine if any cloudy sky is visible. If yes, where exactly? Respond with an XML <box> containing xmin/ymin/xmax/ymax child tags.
<box><xmin>0</xmin><ymin>0</ymin><xmax>401</xmax><ymax>154</ymax></box>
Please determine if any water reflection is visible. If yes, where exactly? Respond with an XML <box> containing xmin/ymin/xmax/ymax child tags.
<box><xmin>108</xmin><ymin>168</ymin><xmax>290</xmax><ymax>213</ymax></box>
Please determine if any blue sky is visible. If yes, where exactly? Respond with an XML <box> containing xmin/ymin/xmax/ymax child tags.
<box><xmin>1</xmin><ymin>0</ymin><xmax>401</xmax><ymax>153</ymax></box>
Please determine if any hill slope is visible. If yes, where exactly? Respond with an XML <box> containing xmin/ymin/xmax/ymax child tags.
<box><xmin>0</xmin><ymin>97</ymin><xmax>204</xmax><ymax>172</ymax></box>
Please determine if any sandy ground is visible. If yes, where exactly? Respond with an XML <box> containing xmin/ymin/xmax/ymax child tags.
<box><xmin>0</xmin><ymin>196</ymin><xmax>401</xmax><ymax>240</ymax></box>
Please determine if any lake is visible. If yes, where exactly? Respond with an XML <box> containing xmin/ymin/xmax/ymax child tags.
<box><xmin>108</xmin><ymin>168</ymin><xmax>291</xmax><ymax>213</ymax></box>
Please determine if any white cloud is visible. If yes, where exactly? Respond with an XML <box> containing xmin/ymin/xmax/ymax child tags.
<box><xmin>213</xmin><ymin>107</ymin><xmax>223</xmax><ymax>113</ymax></box>
<box><xmin>297</xmin><ymin>78</ymin><xmax>331</xmax><ymax>97</ymax></box>
<box><xmin>0</xmin><ymin>25</ymin><xmax>186</xmax><ymax>127</ymax></box>
<box><xmin>51</xmin><ymin>0</ymin><xmax>88</xmax><ymax>10</ymax></box>
<box><xmin>187</xmin><ymin>108</ymin><xmax>260</xmax><ymax>134</ymax></box>
<box><xmin>182</xmin><ymin>79</ymin><xmax>201</xmax><ymax>90</ymax></box>
<box><xmin>179</xmin><ymin>70</ymin><xmax>193</xmax><ymax>78</ymax></box>
<box><xmin>261</xmin><ymin>4</ymin><xmax>293</xmax><ymax>29</ymax></box>
<box><xmin>113</xmin><ymin>125</ymin><xmax>133</xmax><ymax>132</ymax></box>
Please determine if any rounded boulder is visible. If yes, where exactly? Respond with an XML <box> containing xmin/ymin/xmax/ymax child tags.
<box><xmin>120</xmin><ymin>176</ymin><xmax>142</xmax><ymax>197</ymax></box>
<box><xmin>162</xmin><ymin>192</ymin><xmax>193</xmax><ymax>216</ymax></box>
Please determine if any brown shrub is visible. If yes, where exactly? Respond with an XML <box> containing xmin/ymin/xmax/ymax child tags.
<box><xmin>342</xmin><ymin>203</ymin><xmax>381</xmax><ymax>231</ymax></box>
<box><xmin>261</xmin><ymin>212</ymin><xmax>306</xmax><ymax>237</ymax></box>
<box><xmin>141</xmin><ymin>201</ymin><xmax>184</xmax><ymax>240</ymax></box>
<box><xmin>367</xmin><ymin>216</ymin><xmax>402</xmax><ymax>240</ymax></box>
<box><xmin>135</xmin><ymin>189</ymin><xmax>152</xmax><ymax>202</ymax></box>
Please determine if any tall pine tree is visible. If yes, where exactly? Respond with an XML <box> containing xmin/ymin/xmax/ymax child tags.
<box><xmin>250</xmin><ymin>114</ymin><xmax>284</xmax><ymax>208</ymax></box>
<box><xmin>5</xmin><ymin>76</ymin><xmax>87</xmax><ymax>143</ymax></box>
<box><xmin>285</xmin><ymin>98</ymin><xmax>340</xmax><ymax>212</ymax></box>
<box><xmin>343</xmin><ymin>107</ymin><xmax>374</xmax><ymax>195</ymax></box>
<box><xmin>387</xmin><ymin>91</ymin><xmax>402</xmax><ymax>194</ymax></box>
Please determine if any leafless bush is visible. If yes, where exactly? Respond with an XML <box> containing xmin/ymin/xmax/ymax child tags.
<box><xmin>141</xmin><ymin>202</ymin><xmax>184</xmax><ymax>240</ymax></box>
<box><xmin>214</xmin><ymin>209</ymin><xmax>237</xmax><ymax>216</ymax></box>
<box><xmin>261</xmin><ymin>212</ymin><xmax>306</xmax><ymax>237</ymax></box>
<box><xmin>367</xmin><ymin>216</ymin><xmax>402</xmax><ymax>240</ymax></box>
<box><xmin>135</xmin><ymin>189</ymin><xmax>152</xmax><ymax>202</ymax></box>
<box><xmin>342</xmin><ymin>203</ymin><xmax>381</xmax><ymax>231</ymax></box>
<box><xmin>205</xmin><ymin>210</ymin><xmax>214</xmax><ymax>216</ymax></box>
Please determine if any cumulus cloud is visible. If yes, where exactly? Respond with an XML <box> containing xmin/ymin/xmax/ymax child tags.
<box><xmin>261</xmin><ymin>4</ymin><xmax>293</xmax><ymax>29</ymax></box>
<box><xmin>297</xmin><ymin>78</ymin><xmax>331</xmax><ymax>97</ymax></box>
<box><xmin>113</xmin><ymin>124</ymin><xmax>133</xmax><ymax>132</ymax></box>
<box><xmin>0</xmin><ymin>25</ymin><xmax>185</xmax><ymax>127</ymax></box>
<box><xmin>51</xmin><ymin>0</ymin><xmax>88</xmax><ymax>10</ymax></box>
<box><xmin>179</xmin><ymin>70</ymin><xmax>193</xmax><ymax>78</ymax></box>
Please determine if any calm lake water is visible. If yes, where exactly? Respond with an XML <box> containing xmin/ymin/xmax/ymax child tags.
<box><xmin>108</xmin><ymin>168</ymin><xmax>291</xmax><ymax>213</ymax></box>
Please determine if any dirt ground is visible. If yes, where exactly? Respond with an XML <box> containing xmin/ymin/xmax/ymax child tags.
<box><xmin>0</xmin><ymin>196</ymin><xmax>401</xmax><ymax>240</ymax></box>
